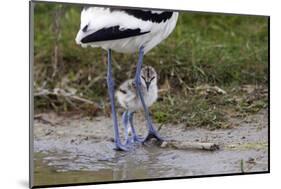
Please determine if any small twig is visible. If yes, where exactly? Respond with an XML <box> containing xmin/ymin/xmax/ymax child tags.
<box><xmin>240</xmin><ymin>159</ymin><xmax>245</xmax><ymax>173</ymax></box>
<box><xmin>70</xmin><ymin>95</ymin><xmax>97</xmax><ymax>105</ymax></box>
<box><xmin>51</xmin><ymin>5</ymin><xmax>63</xmax><ymax>79</ymax></box>
<box><xmin>34</xmin><ymin>114</ymin><xmax>56</xmax><ymax>126</ymax></box>
<box><xmin>157</xmin><ymin>123</ymin><xmax>165</xmax><ymax>131</ymax></box>
<box><xmin>160</xmin><ymin>140</ymin><xmax>219</xmax><ymax>151</ymax></box>
<box><xmin>34</xmin><ymin>88</ymin><xmax>101</xmax><ymax>109</ymax></box>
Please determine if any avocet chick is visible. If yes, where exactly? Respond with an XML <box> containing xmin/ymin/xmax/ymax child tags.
<box><xmin>116</xmin><ymin>66</ymin><xmax>158</xmax><ymax>144</ymax></box>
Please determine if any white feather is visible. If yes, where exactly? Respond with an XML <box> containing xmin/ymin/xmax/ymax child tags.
<box><xmin>75</xmin><ymin>7</ymin><xmax>179</xmax><ymax>54</ymax></box>
<box><xmin>116</xmin><ymin>79</ymin><xmax>158</xmax><ymax>112</ymax></box>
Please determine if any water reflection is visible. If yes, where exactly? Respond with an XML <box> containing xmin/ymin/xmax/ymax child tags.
<box><xmin>34</xmin><ymin>145</ymin><xmax>191</xmax><ymax>186</ymax></box>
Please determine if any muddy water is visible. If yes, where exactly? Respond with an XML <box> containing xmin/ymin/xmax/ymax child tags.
<box><xmin>33</xmin><ymin>109</ymin><xmax>268</xmax><ymax>186</ymax></box>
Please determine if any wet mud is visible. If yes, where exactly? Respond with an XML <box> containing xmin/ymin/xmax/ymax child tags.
<box><xmin>33</xmin><ymin>109</ymin><xmax>268</xmax><ymax>186</ymax></box>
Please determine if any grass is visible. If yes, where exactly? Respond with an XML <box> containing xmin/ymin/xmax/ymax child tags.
<box><xmin>151</xmin><ymin>84</ymin><xmax>268</xmax><ymax>129</ymax></box>
<box><xmin>152</xmin><ymin>92</ymin><xmax>228</xmax><ymax>129</ymax></box>
<box><xmin>33</xmin><ymin>3</ymin><xmax>269</xmax><ymax>129</ymax></box>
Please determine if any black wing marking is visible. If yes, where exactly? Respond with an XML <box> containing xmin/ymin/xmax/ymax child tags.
<box><xmin>110</xmin><ymin>8</ymin><xmax>173</xmax><ymax>23</ymax></box>
<box><xmin>81</xmin><ymin>26</ymin><xmax>150</xmax><ymax>43</ymax></box>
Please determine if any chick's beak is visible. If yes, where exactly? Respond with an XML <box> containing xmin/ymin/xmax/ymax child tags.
<box><xmin>145</xmin><ymin>81</ymin><xmax>151</xmax><ymax>91</ymax></box>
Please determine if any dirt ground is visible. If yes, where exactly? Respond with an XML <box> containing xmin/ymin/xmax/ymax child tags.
<box><xmin>33</xmin><ymin>108</ymin><xmax>268</xmax><ymax>186</ymax></box>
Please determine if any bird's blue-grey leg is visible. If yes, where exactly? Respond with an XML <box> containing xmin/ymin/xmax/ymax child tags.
<box><xmin>122</xmin><ymin>111</ymin><xmax>133</xmax><ymax>145</ymax></box>
<box><xmin>128</xmin><ymin>112</ymin><xmax>144</xmax><ymax>143</ymax></box>
<box><xmin>135</xmin><ymin>46</ymin><xmax>163</xmax><ymax>142</ymax></box>
<box><xmin>107</xmin><ymin>49</ymin><xmax>128</xmax><ymax>151</ymax></box>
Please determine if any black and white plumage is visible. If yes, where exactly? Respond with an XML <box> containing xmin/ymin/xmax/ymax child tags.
<box><xmin>75</xmin><ymin>7</ymin><xmax>179</xmax><ymax>53</ymax></box>
<box><xmin>75</xmin><ymin>7</ymin><xmax>178</xmax><ymax>151</ymax></box>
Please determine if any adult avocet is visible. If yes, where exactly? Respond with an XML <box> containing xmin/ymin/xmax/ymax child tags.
<box><xmin>75</xmin><ymin>7</ymin><xmax>179</xmax><ymax>151</ymax></box>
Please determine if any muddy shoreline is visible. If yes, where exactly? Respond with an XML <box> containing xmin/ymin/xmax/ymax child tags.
<box><xmin>33</xmin><ymin>109</ymin><xmax>268</xmax><ymax>186</ymax></box>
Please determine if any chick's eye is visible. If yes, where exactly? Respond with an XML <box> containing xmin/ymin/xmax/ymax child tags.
<box><xmin>141</xmin><ymin>76</ymin><xmax>146</xmax><ymax>80</ymax></box>
<box><xmin>150</xmin><ymin>76</ymin><xmax>155</xmax><ymax>82</ymax></box>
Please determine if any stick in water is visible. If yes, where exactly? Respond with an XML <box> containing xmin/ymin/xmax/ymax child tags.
<box><xmin>160</xmin><ymin>140</ymin><xmax>219</xmax><ymax>151</ymax></box>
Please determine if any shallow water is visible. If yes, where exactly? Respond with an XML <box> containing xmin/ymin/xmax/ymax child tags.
<box><xmin>34</xmin><ymin>145</ymin><xmax>268</xmax><ymax>186</ymax></box>
<box><xmin>33</xmin><ymin>110</ymin><xmax>268</xmax><ymax>186</ymax></box>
